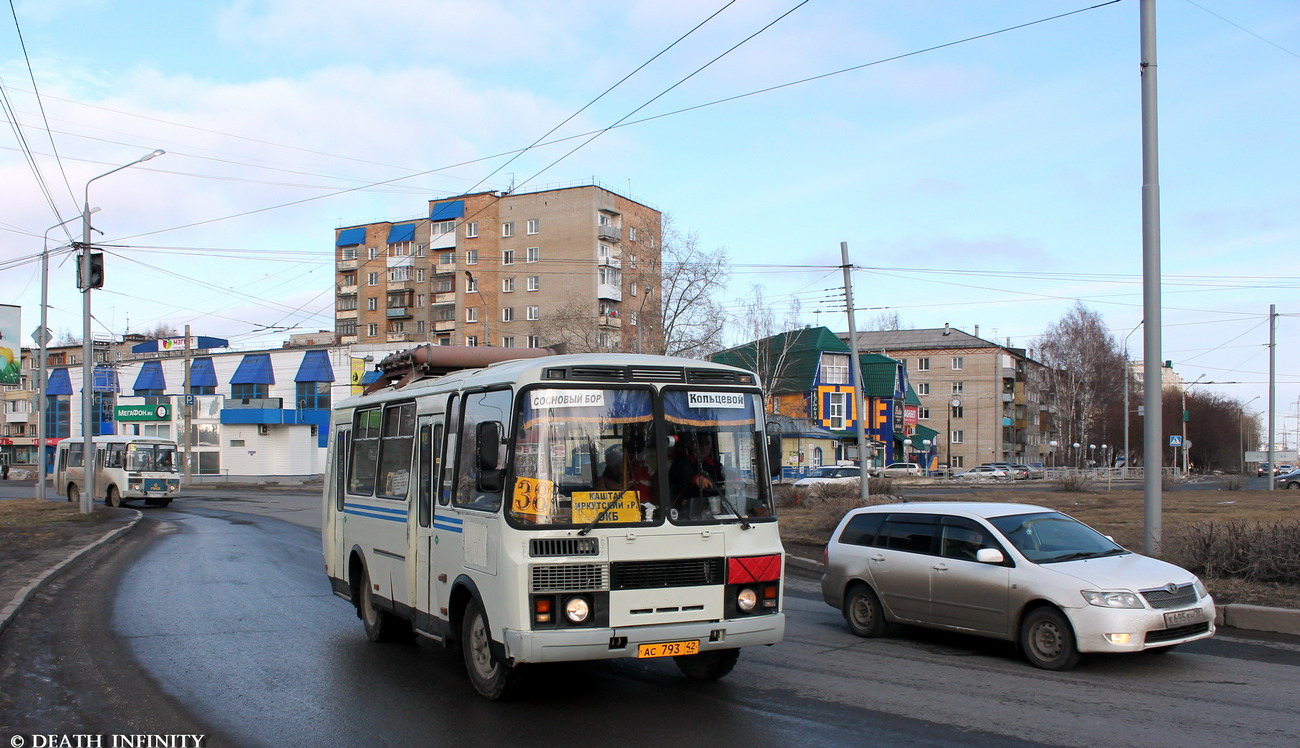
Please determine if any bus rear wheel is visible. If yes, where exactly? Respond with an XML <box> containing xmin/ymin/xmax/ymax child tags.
<box><xmin>674</xmin><ymin>648</ymin><xmax>740</xmax><ymax>681</ymax></box>
<box><xmin>357</xmin><ymin>564</ymin><xmax>409</xmax><ymax>643</ymax></box>
<box><xmin>106</xmin><ymin>485</ymin><xmax>122</xmax><ymax>508</ymax></box>
<box><xmin>461</xmin><ymin>599</ymin><xmax>523</xmax><ymax>700</ymax></box>
<box><xmin>66</xmin><ymin>484</ymin><xmax>78</xmax><ymax>503</ymax></box>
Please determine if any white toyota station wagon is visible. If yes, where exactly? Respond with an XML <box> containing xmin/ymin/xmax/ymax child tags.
<box><xmin>821</xmin><ymin>502</ymin><xmax>1216</xmax><ymax>669</ymax></box>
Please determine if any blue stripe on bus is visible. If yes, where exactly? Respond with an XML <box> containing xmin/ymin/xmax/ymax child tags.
<box><xmin>432</xmin><ymin>516</ymin><xmax>463</xmax><ymax>533</ymax></box>
<box><xmin>343</xmin><ymin>503</ymin><xmax>408</xmax><ymax>523</ymax></box>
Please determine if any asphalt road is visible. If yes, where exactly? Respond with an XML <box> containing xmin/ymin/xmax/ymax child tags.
<box><xmin>5</xmin><ymin>488</ymin><xmax>1300</xmax><ymax>747</ymax></box>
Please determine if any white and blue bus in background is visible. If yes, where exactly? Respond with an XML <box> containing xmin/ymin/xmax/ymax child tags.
<box><xmin>323</xmin><ymin>345</ymin><xmax>785</xmax><ymax>700</ymax></box>
<box><xmin>54</xmin><ymin>435</ymin><xmax>180</xmax><ymax>507</ymax></box>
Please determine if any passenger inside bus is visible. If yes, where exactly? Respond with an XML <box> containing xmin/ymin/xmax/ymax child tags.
<box><xmin>669</xmin><ymin>432</ymin><xmax>726</xmax><ymax>518</ymax></box>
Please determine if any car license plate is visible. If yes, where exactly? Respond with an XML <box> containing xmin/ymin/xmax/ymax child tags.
<box><xmin>637</xmin><ymin>640</ymin><xmax>699</xmax><ymax>658</ymax></box>
<box><xmin>1164</xmin><ymin>609</ymin><xmax>1204</xmax><ymax>627</ymax></box>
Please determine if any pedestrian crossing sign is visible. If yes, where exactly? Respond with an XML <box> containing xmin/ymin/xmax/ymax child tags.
<box><xmin>1169</xmin><ymin>435</ymin><xmax>1183</xmax><ymax>447</ymax></box>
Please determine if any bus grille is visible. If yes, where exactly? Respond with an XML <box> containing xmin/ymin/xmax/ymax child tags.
<box><xmin>610</xmin><ymin>558</ymin><xmax>725</xmax><ymax>590</ymax></box>
<box><xmin>1141</xmin><ymin>583</ymin><xmax>1199</xmax><ymax>610</ymax></box>
<box><xmin>686</xmin><ymin>369</ymin><xmax>745</xmax><ymax>385</ymax></box>
<box><xmin>530</xmin><ymin>538</ymin><xmax>600</xmax><ymax>557</ymax></box>
<box><xmin>531</xmin><ymin>564</ymin><xmax>607</xmax><ymax>593</ymax></box>
<box><xmin>628</xmin><ymin>366</ymin><xmax>685</xmax><ymax>383</ymax></box>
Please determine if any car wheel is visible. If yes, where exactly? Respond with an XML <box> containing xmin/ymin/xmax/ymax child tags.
<box><xmin>106</xmin><ymin>485</ymin><xmax>122</xmax><ymax>508</ymax></box>
<box><xmin>1287</xmin><ymin>481</ymin><xmax>1300</xmax><ymax>490</ymax></box>
<box><xmin>844</xmin><ymin>583</ymin><xmax>887</xmax><ymax>637</ymax></box>
<box><xmin>66</xmin><ymin>483</ymin><xmax>78</xmax><ymax>503</ymax></box>
<box><xmin>462</xmin><ymin>598</ymin><xmax>523</xmax><ymax>700</ymax></box>
<box><xmin>357</xmin><ymin>564</ymin><xmax>410</xmax><ymax>643</ymax></box>
<box><xmin>674</xmin><ymin>648</ymin><xmax>740</xmax><ymax>680</ymax></box>
<box><xmin>1021</xmin><ymin>607</ymin><xmax>1081</xmax><ymax>671</ymax></box>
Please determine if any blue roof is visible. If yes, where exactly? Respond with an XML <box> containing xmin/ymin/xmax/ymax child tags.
<box><xmin>336</xmin><ymin>227</ymin><xmax>367</xmax><ymax>246</ymax></box>
<box><xmin>48</xmin><ymin>368</ymin><xmax>72</xmax><ymax>396</ymax></box>
<box><xmin>190</xmin><ymin>357</ymin><xmax>217</xmax><ymax>388</ymax></box>
<box><xmin>386</xmin><ymin>223</ymin><xmax>416</xmax><ymax>244</ymax></box>
<box><xmin>231</xmin><ymin>353</ymin><xmax>275</xmax><ymax>385</ymax></box>
<box><xmin>361</xmin><ymin>371</ymin><xmax>382</xmax><ymax>385</ymax></box>
<box><xmin>294</xmin><ymin>350</ymin><xmax>335</xmax><ymax>383</ymax></box>
<box><xmin>430</xmin><ymin>200</ymin><xmax>464</xmax><ymax>221</ymax></box>
<box><xmin>132</xmin><ymin>361</ymin><xmax>166</xmax><ymax>392</ymax></box>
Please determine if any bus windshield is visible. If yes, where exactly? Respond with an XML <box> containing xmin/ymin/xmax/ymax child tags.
<box><xmin>507</xmin><ymin>387</ymin><xmax>773</xmax><ymax>528</ymax></box>
<box><xmin>126</xmin><ymin>443</ymin><xmax>177</xmax><ymax>473</ymax></box>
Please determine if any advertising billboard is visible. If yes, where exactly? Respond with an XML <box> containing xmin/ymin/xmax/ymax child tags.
<box><xmin>0</xmin><ymin>304</ymin><xmax>19</xmax><ymax>386</ymax></box>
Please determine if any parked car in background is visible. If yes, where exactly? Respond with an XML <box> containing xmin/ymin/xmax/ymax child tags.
<box><xmin>821</xmin><ymin>502</ymin><xmax>1216</xmax><ymax>670</ymax></box>
<box><xmin>1276</xmin><ymin>469</ymin><xmax>1300</xmax><ymax>490</ymax></box>
<box><xmin>1024</xmin><ymin>463</ymin><xmax>1046</xmax><ymax>479</ymax></box>
<box><xmin>953</xmin><ymin>466</ymin><xmax>1010</xmax><ymax>480</ymax></box>
<box><xmin>877</xmin><ymin>462</ymin><xmax>922</xmax><ymax>477</ymax></box>
<box><xmin>1258</xmin><ymin>463</ymin><xmax>1293</xmax><ymax>477</ymax></box>
<box><xmin>984</xmin><ymin>462</ymin><xmax>1029</xmax><ymax>480</ymax></box>
<box><xmin>792</xmin><ymin>465</ymin><xmax>862</xmax><ymax>502</ymax></box>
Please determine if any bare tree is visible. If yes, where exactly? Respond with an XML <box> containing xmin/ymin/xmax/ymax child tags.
<box><xmin>535</xmin><ymin>299</ymin><xmax>621</xmax><ymax>354</ymax></box>
<box><xmin>146</xmin><ymin>323</ymin><xmax>179</xmax><ymax>340</ymax></box>
<box><xmin>647</xmin><ymin>216</ymin><xmax>730</xmax><ymax>359</ymax></box>
<box><xmin>54</xmin><ymin>328</ymin><xmax>80</xmax><ymax>346</ymax></box>
<box><xmin>1032</xmin><ymin>303</ymin><xmax>1126</xmax><ymax>457</ymax></box>
<box><xmin>866</xmin><ymin>310</ymin><xmax>903</xmax><ymax>331</ymax></box>
<box><xmin>723</xmin><ymin>284</ymin><xmax>807</xmax><ymax>399</ymax></box>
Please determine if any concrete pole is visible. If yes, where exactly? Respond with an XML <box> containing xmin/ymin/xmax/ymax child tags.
<box><xmin>1140</xmin><ymin>0</ymin><xmax>1164</xmax><ymax>554</ymax></box>
<box><xmin>841</xmin><ymin>242</ymin><xmax>869</xmax><ymax>505</ymax></box>
<box><xmin>183</xmin><ymin>324</ymin><xmax>193</xmax><ymax>487</ymax></box>
<box><xmin>1268</xmin><ymin>304</ymin><xmax>1276</xmax><ymax>490</ymax></box>
<box><xmin>80</xmin><ymin>201</ymin><xmax>95</xmax><ymax>515</ymax></box>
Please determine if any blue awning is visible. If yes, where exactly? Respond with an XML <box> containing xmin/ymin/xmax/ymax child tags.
<box><xmin>336</xmin><ymin>227</ymin><xmax>367</xmax><ymax>246</ymax></box>
<box><xmin>190</xmin><ymin>357</ymin><xmax>217</xmax><ymax>388</ymax></box>
<box><xmin>132</xmin><ymin>361</ymin><xmax>166</xmax><ymax>392</ymax></box>
<box><xmin>430</xmin><ymin>200</ymin><xmax>464</xmax><ymax>221</ymax></box>
<box><xmin>231</xmin><ymin>353</ymin><xmax>275</xmax><ymax>385</ymax></box>
<box><xmin>386</xmin><ymin>223</ymin><xmax>416</xmax><ymax>244</ymax></box>
<box><xmin>361</xmin><ymin>371</ymin><xmax>382</xmax><ymax>385</ymax></box>
<box><xmin>294</xmin><ymin>350</ymin><xmax>335</xmax><ymax>383</ymax></box>
<box><xmin>48</xmin><ymin>368</ymin><xmax>72</xmax><ymax>396</ymax></box>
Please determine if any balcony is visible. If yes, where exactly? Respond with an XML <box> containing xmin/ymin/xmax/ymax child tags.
<box><xmin>337</xmin><ymin>257</ymin><xmax>359</xmax><ymax>270</ymax></box>
<box><xmin>597</xmin><ymin>225</ymin><xmax>621</xmax><ymax>243</ymax></box>
<box><xmin>336</xmin><ymin>308</ymin><xmax>358</xmax><ymax>319</ymax></box>
<box><xmin>338</xmin><ymin>283</ymin><xmax>358</xmax><ymax>294</ymax></box>
<box><xmin>598</xmin><ymin>314</ymin><xmax>622</xmax><ymax>328</ymax></box>
<box><xmin>599</xmin><ymin>255</ymin><xmax>622</xmax><ymax>268</ymax></box>
<box><xmin>387</xmin><ymin>332</ymin><xmax>413</xmax><ymax>343</ymax></box>
<box><xmin>597</xmin><ymin>283</ymin><xmax>622</xmax><ymax>301</ymax></box>
<box><xmin>386</xmin><ymin>307</ymin><xmax>413</xmax><ymax>319</ymax></box>
<box><xmin>434</xmin><ymin>292</ymin><xmax>457</xmax><ymax>304</ymax></box>
<box><xmin>433</xmin><ymin>320</ymin><xmax>456</xmax><ymax>332</ymax></box>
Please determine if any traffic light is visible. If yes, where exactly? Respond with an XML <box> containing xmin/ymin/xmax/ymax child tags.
<box><xmin>76</xmin><ymin>252</ymin><xmax>105</xmax><ymax>289</ymax></box>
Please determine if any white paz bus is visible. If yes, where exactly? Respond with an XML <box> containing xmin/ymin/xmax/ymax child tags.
<box><xmin>54</xmin><ymin>435</ymin><xmax>180</xmax><ymax>507</ymax></box>
<box><xmin>323</xmin><ymin>345</ymin><xmax>785</xmax><ymax>699</ymax></box>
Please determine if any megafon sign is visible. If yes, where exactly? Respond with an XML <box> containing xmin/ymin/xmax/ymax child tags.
<box><xmin>116</xmin><ymin>404</ymin><xmax>172</xmax><ymax>421</ymax></box>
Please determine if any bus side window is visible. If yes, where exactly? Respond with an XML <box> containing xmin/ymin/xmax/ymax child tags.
<box><xmin>454</xmin><ymin>389</ymin><xmax>511</xmax><ymax>512</ymax></box>
<box><xmin>439</xmin><ymin>397</ymin><xmax>459</xmax><ymax>506</ymax></box>
<box><xmin>334</xmin><ymin>429</ymin><xmax>349</xmax><ymax>512</ymax></box>
<box><xmin>377</xmin><ymin>402</ymin><xmax>415</xmax><ymax>499</ymax></box>
<box><xmin>349</xmin><ymin>407</ymin><xmax>382</xmax><ymax>496</ymax></box>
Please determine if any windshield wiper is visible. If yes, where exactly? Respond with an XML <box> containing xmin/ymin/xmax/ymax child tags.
<box><xmin>578</xmin><ymin>491</ymin><xmax>629</xmax><ymax>536</ymax></box>
<box><xmin>1047</xmin><ymin>548</ymin><xmax>1129</xmax><ymax>563</ymax></box>
<box><xmin>714</xmin><ymin>492</ymin><xmax>752</xmax><ymax>530</ymax></box>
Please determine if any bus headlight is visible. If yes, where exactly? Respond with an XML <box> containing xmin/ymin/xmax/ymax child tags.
<box><xmin>564</xmin><ymin>596</ymin><xmax>590</xmax><ymax>624</ymax></box>
<box><xmin>737</xmin><ymin>588</ymin><xmax>758</xmax><ymax>612</ymax></box>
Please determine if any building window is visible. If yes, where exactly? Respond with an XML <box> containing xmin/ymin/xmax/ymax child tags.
<box><xmin>918</xmin><ymin>382</ymin><xmax>930</xmax><ymax>395</ymax></box>
<box><xmin>501</xmin><ymin>222</ymin><xmax>514</xmax><ymax>238</ymax></box>
<box><xmin>466</xmin><ymin>221</ymin><xmax>478</xmax><ymax>238</ymax></box>
<box><xmin>415</xmin><ymin>244</ymin><xmax>426</xmax><ymax>258</ymax></box>
<box><xmin>820</xmin><ymin>353</ymin><xmax>850</xmax><ymax>385</ymax></box>
<box><xmin>466</xmin><ymin>308</ymin><xmax>478</xmax><ymax>323</ymax></box>
<box><xmin>502</xmin><ymin>277</ymin><xmax>515</xmax><ymax>293</ymax></box>
<box><xmin>951</xmin><ymin>405</ymin><xmax>964</xmax><ymax>419</ymax></box>
<box><xmin>367</xmin><ymin>272</ymin><xmax>378</xmax><ymax>286</ymax></box>
<box><xmin>417</xmin><ymin>294</ymin><xmax>426</xmax><ymax>308</ymax></box>
<box><xmin>368</xmin><ymin>246</ymin><xmax>379</xmax><ymax>260</ymax></box>
<box><xmin>388</xmin><ymin>266</ymin><xmax>411</xmax><ymax>282</ymax></box>
<box><xmin>630</xmin><ymin>284</ymin><xmax>637</xmax><ymax>297</ymax></box>
<box><xmin>436</xmin><ymin>277</ymin><xmax>453</xmax><ymax>293</ymax></box>
<box><xmin>629</xmin><ymin>226</ymin><xmax>637</xmax><ymax>241</ymax></box>
<box><xmin>527</xmin><ymin>306</ymin><xmax>539</xmax><ymax>321</ymax></box>
<box><xmin>919</xmin><ymin>406</ymin><xmax>930</xmax><ymax>419</ymax></box>
<box><xmin>527</xmin><ymin>276</ymin><xmax>539</xmax><ymax>291</ymax></box>
<box><xmin>466</xmin><ymin>250</ymin><xmax>478</xmax><ymax>265</ymax></box>
<box><xmin>232</xmin><ymin>383</ymin><xmax>268</xmax><ymax>400</ymax></box>
<box><xmin>917</xmin><ymin>357</ymin><xmax>930</xmax><ymax>371</ymax></box>
<box><xmin>387</xmin><ymin>321</ymin><xmax>404</xmax><ymax>333</ymax></box>
<box><xmin>341</xmin><ymin>247</ymin><xmax>357</xmax><ymax>261</ymax></box>
<box><xmin>951</xmin><ymin>455</ymin><xmax>965</xmax><ymax>468</ymax></box>
<box><xmin>387</xmin><ymin>293</ymin><xmax>408</xmax><ymax>309</ymax></box>
<box><xmin>828</xmin><ymin>392</ymin><xmax>846</xmax><ymax>430</ymax></box>
<box><xmin>338</xmin><ymin>320</ymin><xmax>357</xmax><ymax>337</ymax></box>
<box><xmin>527</xmin><ymin>219</ymin><xmax>539</xmax><ymax>235</ymax></box>
<box><xmin>367</xmin><ymin>323</ymin><xmax>378</xmax><ymax>337</ymax></box>
<box><xmin>502</xmin><ymin>249</ymin><xmax>515</xmax><ymax>265</ymax></box>
<box><xmin>439</xmin><ymin>252</ymin><xmax>454</xmax><ymax>265</ymax></box>
<box><xmin>296</xmin><ymin>381</ymin><xmax>330</xmax><ymax>410</ymax></box>
<box><xmin>502</xmin><ymin>307</ymin><xmax>514</xmax><ymax>322</ymax></box>
<box><xmin>598</xmin><ymin>243</ymin><xmax>610</xmax><ymax>257</ymax></box>
<box><xmin>417</xmin><ymin>321</ymin><xmax>425</xmax><ymax>333</ymax></box>
<box><xmin>630</xmin><ymin>311</ymin><xmax>637</xmax><ymax>326</ymax></box>
<box><xmin>337</xmin><ymin>295</ymin><xmax>357</xmax><ymax>311</ymax></box>
<box><xmin>952</xmin><ymin>357</ymin><xmax>964</xmax><ymax>370</ymax></box>
<box><xmin>367</xmin><ymin>297</ymin><xmax>378</xmax><ymax>311</ymax></box>
<box><xmin>340</xmin><ymin>272</ymin><xmax>356</xmax><ymax>286</ymax></box>
<box><xmin>501</xmin><ymin>336</ymin><xmax>515</xmax><ymax>347</ymax></box>
<box><xmin>527</xmin><ymin>335</ymin><xmax>540</xmax><ymax>348</ymax></box>
<box><xmin>466</xmin><ymin>335</ymin><xmax>478</xmax><ymax>347</ymax></box>
<box><xmin>465</xmin><ymin>275</ymin><xmax>478</xmax><ymax>293</ymax></box>
<box><xmin>433</xmin><ymin>220</ymin><xmax>455</xmax><ymax>236</ymax></box>
<box><xmin>951</xmin><ymin>431</ymin><xmax>964</xmax><ymax>444</ymax></box>
<box><xmin>526</xmin><ymin>246</ymin><xmax>539</xmax><ymax>263</ymax></box>
<box><xmin>45</xmin><ymin>396</ymin><xmax>69</xmax><ymax>439</ymax></box>
<box><xmin>416</xmin><ymin>269</ymin><xmax>425</xmax><ymax>283</ymax></box>
<box><xmin>952</xmin><ymin>381</ymin><xmax>964</xmax><ymax>394</ymax></box>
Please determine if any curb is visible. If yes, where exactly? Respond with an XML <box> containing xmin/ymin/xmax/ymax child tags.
<box><xmin>785</xmin><ymin>554</ymin><xmax>1300</xmax><ymax>637</ymax></box>
<box><xmin>0</xmin><ymin>509</ymin><xmax>143</xmax><ymax>638</ymax></box>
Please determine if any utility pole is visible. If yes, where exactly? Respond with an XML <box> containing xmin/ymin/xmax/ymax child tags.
<box><xmin>1139</xmin><ymin>0</ymin><xmax>1164</xmax><ymax>554</ymax></box>
<box><xmin>1268</xmin><ymin>304</ymin><xmax>1276</xmax><ymax>490</ymax></box>
<box><xmin>183</xmin><ymin>324</ymin><xmax>193</xmax><ymax>487</ymax></box>
<box><xmin>841</xmin><ymin>242</ymin><xmax>869</xmax><ymax>505</ymax></box>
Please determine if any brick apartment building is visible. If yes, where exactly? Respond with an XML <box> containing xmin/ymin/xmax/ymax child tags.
<box><xmin>334</xmin><ymin>182</ymin><xmax>663</xmax><ymax>352</ymax></box>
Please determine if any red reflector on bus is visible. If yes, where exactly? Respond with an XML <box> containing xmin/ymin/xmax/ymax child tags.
<box><xmin>728</xmin><ymin>554</ymin><xmax>781</xmax><ymax>583</ymax></box>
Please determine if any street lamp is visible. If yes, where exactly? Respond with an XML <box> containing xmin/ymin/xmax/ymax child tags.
<box><xmin>1122</xmin><ymin>320</ymin><xmax>1142</xmax><ymax>477</ymax></box>
<box><xmin>38</xmin><ymin>214</ymin><xmax>96</xmax><ymax>502</ymax></box>
<box><xmin>464</xmin><ymin>270</ymin><xmax>491</xmax><ymax>346</ymax></box>
<box><xmin>1181</xmin><ymin>374</ymin><xmax>1206</xmax><ymax>477</ymax></box>
<box><xmin>1072</xmin><ymin>442</ymin><xmax>1081</xmax><ymax>469</ymax></box>
<box><xmin>947</xmin><ymin>398</ymin><xmax>961</xmax><ymax>477</ymax></box>
<box><xmin>1048</xmin><ymin>440</ymin><xmax>1059</xmax><ymax>469</ymax></box>
<box><xmin>79</xmin><ymin>149</ymin><xmax>164</xmax><ymax>514</ymax></box>
<box><xmin>1101</xmin><ymin>443</ymin><xmax>1109</xmax><ymax>468</ymax></box>
<box><xmin>1240</xmin><ymin>396</ymin><xmax>1260</xmax><ymax>475</ymax></box>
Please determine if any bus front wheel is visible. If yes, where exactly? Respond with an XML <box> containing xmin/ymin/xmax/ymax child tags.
<box><xmin>66</xmin><ymin>484</ymin><xmax>78</xmax><ymax>503</ymax></box>
<box><xmin>674</xmin><ymin>648</ymin><xmax>740</xmax><ymax>681</ymax></box>
<box><xmin>106</xmin><ymin>485</ymin><xmax>122</xmax><ymax>508</ymax></box>
<box><xmin>461</xmin><ymin>599</ymin><xmax>522</xmax><ymax>700</ymax></box>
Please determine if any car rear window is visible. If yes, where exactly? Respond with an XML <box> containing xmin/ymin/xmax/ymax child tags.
<box><xmin>880</xmin><ymin>514</ymin><xmax>938</xmax><ymax>554</ymax></box>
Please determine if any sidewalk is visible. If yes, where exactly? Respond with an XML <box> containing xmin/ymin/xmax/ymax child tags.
<box><xmin>783</xmin><ymin>553</ymin><xmax>1300</xmax><ymax>637</ymax></box>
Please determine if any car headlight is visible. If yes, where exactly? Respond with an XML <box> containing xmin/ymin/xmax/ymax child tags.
<box><xmin>1082</xmin><ymin>590</ymin><xmax>1144</xmax><ymax>609</ymax></box>
<box><xmin>1193</xmin><ymin>578</ymin><xmax>1209</xmax><ymax>599</ymax></box>
<box><xmin>564</xmin><ymin>596</ymin><xmax>590</xmax><ymax>623</ymax></box>
<box><xmin>736</xmin><ymin>587</ymin><xmax>758</xmax><ymax>612</ymax></box>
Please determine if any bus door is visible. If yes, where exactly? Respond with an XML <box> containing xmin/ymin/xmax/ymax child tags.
<box><xmin>435</xmin><ymin>390</ymin><xmax>509</xmax><ymax>583</ymax></box>
<box><xmin>328</xmin><ymin>426</ymin><xmax>350</xmax><ymax>579</ymax></box>
<box><xmin>413</xmin><ymin>413</ymin><xmax>445</xmax><ymax>630</ymax></box>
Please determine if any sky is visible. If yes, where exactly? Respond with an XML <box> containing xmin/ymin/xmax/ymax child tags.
<box><xmin>1</xmin><ymin>0</ymin><xmax>1297</xmax><ymax>448</ymax></box>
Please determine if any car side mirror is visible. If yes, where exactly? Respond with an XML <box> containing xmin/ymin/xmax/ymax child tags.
<box><xmin>975</xmin><ymin>548</ymin><xmax>1004</xmax><ymax>564</ymax></box>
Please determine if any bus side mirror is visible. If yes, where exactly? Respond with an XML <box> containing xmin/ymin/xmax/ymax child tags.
<box><xmin>477</xmin><ymin>420</ymin><xmax>503</xmax><ymax>492</ymax></box>
<box><xmin>767</xmin><ymin>433</ymin><xmax>782</xmax><ymax>479</ymax></box>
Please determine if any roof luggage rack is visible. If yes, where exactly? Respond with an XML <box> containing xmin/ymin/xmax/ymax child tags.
<box><xmin>364</xmin><ymin>344</ymin><xmax>557</xmax><ymax>394</ymax></box>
